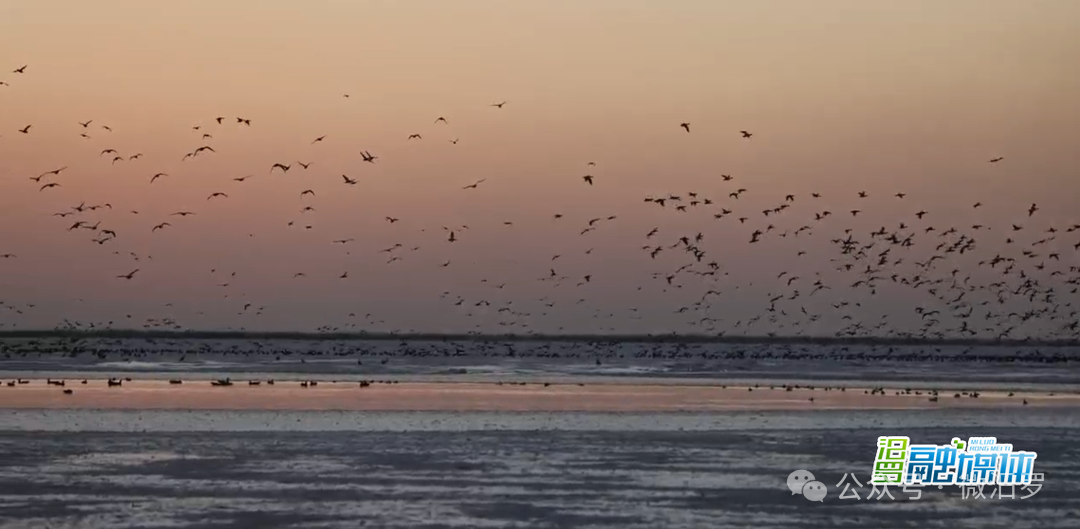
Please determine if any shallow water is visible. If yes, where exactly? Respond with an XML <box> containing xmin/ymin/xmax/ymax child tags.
<box><xmin>3</xmin><ymin>337</ymin><xmax>1080</xmax><ymax>386</ymax></box>
<box><xmin>0</xmin><ymin>409</ymin><xmax>1077</xmax><ymax>528</ymax></box>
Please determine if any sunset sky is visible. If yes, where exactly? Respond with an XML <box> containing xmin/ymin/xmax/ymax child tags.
<box><xmin>1</xmin><ymin>1</ymin><xmax>1079</xmax><ymax>336</ymax></box>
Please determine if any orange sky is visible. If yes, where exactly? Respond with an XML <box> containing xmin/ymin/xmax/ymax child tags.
<box><xmin>1</xmin><ymin>1</ymin><xmax>1079</xmax><ymax>336</ymax></box>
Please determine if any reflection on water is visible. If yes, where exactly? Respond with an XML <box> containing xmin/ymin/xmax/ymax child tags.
<box><xmin>0</xmin><ymin>409</ymin><xmax>1077</xmax><ymax>528</ymax></box>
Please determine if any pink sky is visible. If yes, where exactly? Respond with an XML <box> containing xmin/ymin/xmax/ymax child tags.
<box><xmin>1</xmin><ymin>1</ymin><xmax>1079</xmax><ymax>336</ymax></box>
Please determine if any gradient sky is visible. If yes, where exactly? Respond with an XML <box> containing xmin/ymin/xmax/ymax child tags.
<box><xmin>1</xmin><ymin>1</ymin><xmax>1079</xmax><ymax>336</ymax></box>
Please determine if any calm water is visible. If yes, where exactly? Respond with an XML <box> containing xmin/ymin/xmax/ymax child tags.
<box><xmin>3</xmin><ymin>337</ymin><xmax>1080</xmax><ymax>386</ymax></box>
<box><xmin>0</xmin><ymin>409</ymin><xmax>1077</xmax><ymax>528</ymax></box>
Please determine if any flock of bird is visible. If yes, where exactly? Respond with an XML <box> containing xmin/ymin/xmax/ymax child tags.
<box><xmin>2</xmin><ymin>63</ymin><xmax>1079</xmax><ymax>343</ymax></box>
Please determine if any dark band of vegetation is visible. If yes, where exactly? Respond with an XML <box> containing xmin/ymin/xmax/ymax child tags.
<box><xmin>1</xmin><ymin>329</ymin><xmax>1078</xmax><ymax>348</ymax></box>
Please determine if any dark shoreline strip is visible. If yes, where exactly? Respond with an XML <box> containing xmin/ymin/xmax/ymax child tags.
<box><xmin>1</xmin><ymin>329</ymin><xmax>1078</xmax><ymax>348</ymax></box>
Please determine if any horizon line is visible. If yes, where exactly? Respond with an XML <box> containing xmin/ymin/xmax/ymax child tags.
<box><xmin>0</xmin><ymin>329</ymin><xmax>1078</xmax><ymax>348</ymax></box>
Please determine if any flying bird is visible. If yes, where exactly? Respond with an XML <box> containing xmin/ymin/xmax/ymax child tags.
<box><xmin>342</xmin><ymin>175</ymin><xmax>358</xmax><ymax>185</ymax></box>
<box><xmin>18</xmin><ymin>125</ymin><xmax>31</xmax><ymax>134</ymax></box>
<box><xmin>740</xmin><ymin>130</ymin><xmax>753</xmax><ymax>138</ymax></box>
<box><xmin>40</xmin><ymin>166</ymin><xmax>68</xmax><ymax>177</ymax></box>
<box><xmin>150</xmin><ymin>173</ymin><xmax>167</xmax><ymax>183</ymax></box>
<box><xmin>207</xmin><ymin>193</ymin><xmax>228</xmax><ymax>200</ymax></box>
<box><xmin>300</xmin><ymin>190</ymin><xmax>315</xmax><ymax>197</ymax></box>
<box><xmin>680</xmin><ymin>123</ymin><xmax>690</xmax><ymax>133</ymax></box>
<box><xmin>312</xmin><ymin>135</ymin><xmax>326</xmax><ymax>144</ymax></box>
<box><xmin>39</xmin><ymin>183</ymin><xmax>60</xmax><ymax>192</ymax></box>
<box><xmin>408</xmin><ymin>134</ymin><xmax>422</xmax><ymax>140</ymax></box>
<box><xmin>271</xmin><ymin>163</ymin><xmax>291</xmax><ymax>174</ymax></box>
<box><xmin>463</xmin><ymin>179</ymin><xmax>486</xmax><ymax>189</ymax></box>
<box><xmin>491</xmin><ymin>101</ymin><xmax>507</xmax><ymax>108</ymax></box>
<box><xmin>13</xmin><ymin>65</ymin><xmax>27</xmax><ymax>73</ymax></box>
<box><xmin>989</xmin><ymin>157</ymin><xmax>1004</xmax><ymax>163</ymax></box>
<box><xmin>116</xmin><ymin>269</ymin><xmax>139</xmax><ymax>280</ymax></box>
<box><xmin>582</xmin><ymin>175</ymin><xmax>594</xmax><ymax>185</ymax></box>
<box><xmin>152</xmin><ymin>223</ymin><xmax>171</xmax><ymax>232</ymax></box>
<box><xmin>435</xmin><ymin>117</ymin><xmax>448</xmax><ymax>124</ymax></box>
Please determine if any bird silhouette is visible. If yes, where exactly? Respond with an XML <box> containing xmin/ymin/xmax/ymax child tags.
<box><xmin>680</xmin><ymin>123</ymin><xmax>690</xmax><ymax>133</ymax></box>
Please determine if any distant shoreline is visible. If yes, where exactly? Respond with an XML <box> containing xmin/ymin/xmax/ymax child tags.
<box><xmin>1</xmin><ymin>329</ymin><xmax>1078</xmax><ymax>348</ymax></box>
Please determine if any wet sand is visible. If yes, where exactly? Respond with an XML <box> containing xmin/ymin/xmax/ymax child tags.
<box><xmin>2</xmin><ymin>379</ymin><xmax>1077</xmax><ymax>411</ymax></box>
<box><xmin>2</xmin><ymin>410</ymin><xmax>1076</xmax><ymax>529</ymax></box>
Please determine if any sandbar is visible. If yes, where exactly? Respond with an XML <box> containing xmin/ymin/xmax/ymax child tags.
<box><xmin>2</xmin><ymin>379</ymin><xmax>1077</xmax><ymax>412</ymax></box>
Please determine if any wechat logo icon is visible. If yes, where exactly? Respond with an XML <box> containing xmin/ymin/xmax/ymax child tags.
<box><xmin>788</xmin><ymin>469</ymin><xmax>827</xmax><ymax>502</ymax></box>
